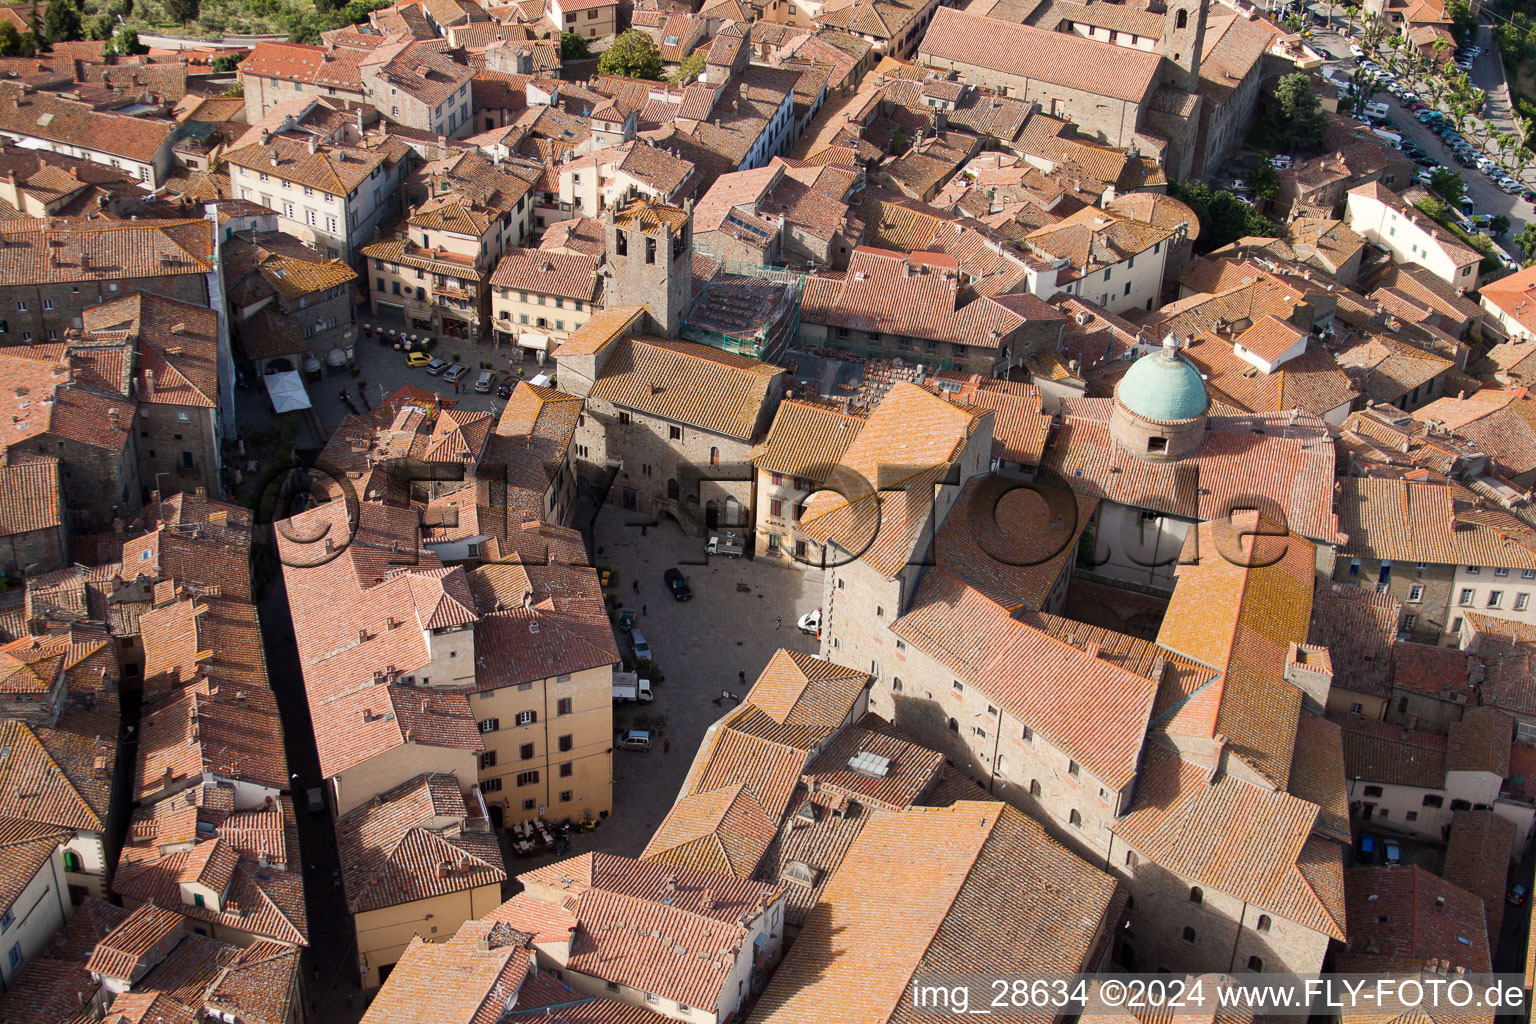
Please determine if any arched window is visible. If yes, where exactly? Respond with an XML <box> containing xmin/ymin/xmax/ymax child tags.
<box><xmin>892</xmin><ymin>677</ymin><xmax>903</xmax><ymax>692</ymax></box>
<box><xmin>1069</xmin><ymin>809</ymin><xmax>1082</xmax><ymax>827</ymax></box>
<box><xmin>1256</xmin><ymin>914</ymin><xmax>1271</xmax><ymax>932</ymax></box>
<box><xmin>1176</xmin><ymin>8</ymin><xmax>1187</xmax><ymax>28</ymax></box>
<box><xmin>1182</xmin><ymin>927</ymin><xmax>1196</xmax><ymax>943</ymax></box>
<box><xmin>1190</xmin><ymin>886</ymin><xmax>1203</xmax><ymax>904</ymax></box>
<box><xmin>947</xmin><ymin>717</ymin><xmax>959</xmax><ymax>733</ymax></box>
<box><xmin>709</xmin><ymin>446</ymin><xmax>720</xmax><ymax>466</ymax></box>
<box><xmin>667</xmin><ymin>478</ymin><xmax>680</xmax><ymax>500</ymax></box>
<box><xmin>1248</xmin><ymin>956</ymin><xmax>1264</xmax><ymax>972</ymax></box>
<box><xmin>1029</xmin><ymin>779</ymin><xmax>1041</xmax><ymax>797</ymax></box>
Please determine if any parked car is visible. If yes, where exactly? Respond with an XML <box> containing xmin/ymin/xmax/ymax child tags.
<box><xmin>1355</xmin><ymin>833</ymin><xmax>1378</xmax><ymax>863</ymax></box>
<box><xmin>1350</xmin><ymin>43</ymin><xmax>1364</xmax><ymax>57</ymax></box>
<box><xmin>1476</xmin><ymin>155</ymin><xmax>1497</xmax><ymax>173</ymax></box>
<box><xmin>1270</xmin><ymin>154</ymin><xmax>1292</xmax><ymax>169</ymax></box>
<box><xmin>798</xmin><ymin>608</ymin><xmax>822</xmax><ymax>635</ymax></box>
<box><xmin>443</xmin><ymin>363</ymin><xmax>471</xmax><ymax>385</ymax></box>
<box><xmin>663</xmin><ymin>567</ymin><xmax>692</xmax><ymax>601</ymax></box>
<box><xmin>1501</xmin><ymin>178</ymin><xmax>1524</xmax><ymax>194</ymax></box>
<box><xmin>1413</xmin><ymin>156</ymin><xmax>1439</xmax><ymax>168</ymax></box>
<box><xmin>1384</xmin><ymin>840</ymin><xmax>1402</xmax><ymax>866</ymax></box>
<box><xmin>474</xmin><ymin>369</ymin><xmax>495</xmax><ymax>393</ymax></box>
<box><xmin>1415</xmin><ymin>109</ymin><xmax>1440</xmax><ymax>124</ymax></box>
<box><xmin>425</xmin><ymin>357</ymin><xmax>450</xmax><ymax>375</ymax></box>
<box><xmin>631</xmin><ymin>630</ymin><xmax>651</xmax><ymax>660</ymax></box>
<box><xmin>615</xmin><ymin>729</ymin><xmax>652</xmax><ymax>751</ymax></box>
<box><xmin>1415</xmin><ymin>168</ymin><xmax>1435</xmax><ymax>185</ymax></box>
<box><xmin>495</xmin><ymin>382</ymin><xmax>513</xmax><ymax>399</ymax></box>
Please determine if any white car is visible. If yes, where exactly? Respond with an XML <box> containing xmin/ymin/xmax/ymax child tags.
<box><xmin>1270</xmin><ymin>154</ymin><xmax>1292</xmax><ymax>169</ymax></box>
<box><xmin>1350</xmin><ymin>43</ymin><xmax>1365</xmax><ymax>57</ymax></box>
<box><xmin>1476</xmin><ymin>156</ymin><xmax>1497</xmax><ymax>173</ymax></box>
<box><xmin>797</xmin><ymin>609</ymin><xmax>821</xmax><ymax>634</ymax></box>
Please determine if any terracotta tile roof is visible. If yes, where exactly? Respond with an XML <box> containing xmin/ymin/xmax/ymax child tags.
<box><xmin>927</xmin><ymin>375</ymin><xmax>1049</xmax><ymax>466</ymax></box>
<box><xmin>1334</xmin><ymin>330</ymin><xmax>1454</xmax><ymax>406</ymax></box>
<box><xmin>1043</xmin><ymin>402</ymin><xmax>1342</xmax><ymax>544</ymax></box>
<box><xmin>1154</xmin><ymin>514</ymin><xmax>1316</xmax><ymax>787</ymax></box>
<box><xmin>799</xmin><ymin>714</ymin><xmax>944</xmax><ymax>812</ymax></box>
<box><xmin>136</xmin><ymin>688</ymin><xmax>287</xmax><ymax>801</ymax></box>
<box><xmin>1337</xmin><ymin>477</ymin><xmax>1536</xmax><ymax>568</ymax></box>
<box><xmin>639</xmin><ymin>782</ymin><xmax>777</xmax><ymax>877</ymax></box>
<box><xmin>799</xmin><ymin>381</ymin><xmax>988</xmax><ymax>578</ymax></box>
<box><xmin>588</xmin><ymin>335</ymin><xmax>780</xmax><ymax>442</ymax></box>
<box><xmin>1480</xmin><ymin>266</ymin><xmax>1536</xmax><ymax>340</ymax></box>
<box><xmin>753</xmin><ymin>801</ymin><xmax>1118</xmax><ymax>1024</ymax></box>
<box><xmin>0</xmin><ymin>719</ymin><xmax>112</xmax><ymax>832</ymax></box>
<box><xmin>802</xmin><ymin>246</ymin><xmax>1028</xmax><ymax>348</ymax></box>
<box><xmin>934</xmin><ymin>475</ymin><xmax>1095</xmax><ymax>610</ymax></box>
<box><xmin>336</xmin><ymin>772</ymin><xmax>506</xmax><ymax>914</ymax></box>
<box><xmin>1308</xmin><ymin>582</ymin><xmax>1399</xmax><ymax>699</ymax></box>
<box><xmin>489</xmin><ymin>247</ymin><xmax>601</xmax><ymax>302</ymax></box>
<box><xmin>1391</xmin><ymin>640</ymin><xmax>1477</xmax><ymax>701</ymax></box>
<box><xmin>0</xmin><ymin>450</ymin><xmax>60</xmax><ymax>537</ymax></box>
<box><xmin>225</xmin><ymin>132</ymin><xmax>411</xmax><ymax>196</ymax></box>
<box><xmin>0</xmin><ymin>899</ymin><xmax>128</xmax><ymax>1023</ymax></box>
<box><xmin>1114</xmin><ymin>744</ymin><xmax>1346</xmax><ymax>939</ymax></box>
<box><xmin>1443</xmin><ymin>809</ymin><xmax>1515</xmax><ymax>953</ymax></box>
<box><xmin>894</xmin><ymin>568</ymin><xmax>1156</xmax><ymax>788</ymax></box>
<box><xmin>555</xmin><ymin>305</ymin><xmax>646</xmax><ymax>358</ymax></box>
<box><xmin>919</xmin><ymin>7</ymin><xmax>1161</xmax><ymax>103</ymax></box>
<box><xmin>508</xmin><ymin>854</ymin><xmax>780</xmax><ymax>1011</ymax></box>
<box><xmin>358</xmin><ymin>925</ymin><xmax>531</xmax><ymax>1024</ymax></box>
<box><xmin>0</xmin><ymin>81</ymin><xmax>174</xmax><ymax>164</ymax></box>
<box><xmin>1338</xmin><ymin>865</ymin><xmax>1490</xmax><ymax>973</ymax></box>
<box><xmin>1289</xmin><ymin>712</ymin><xmax>1352</xmax><ymax>844</ymax></box>
<box><xmin>466</xmin><ymin>564</ymin><xmax>618</xmax><ymax>688</ymax></box>
<box><xmin>1181</xmin><ymin>330</ymin><xmax>1358</xmax><ymax>419</ymax></box>
<box><xmin>752</xmin><ymin>398</ymin><xmax>865</xmax><ymax>478</ymax></box>
<box><xmin>1334</xmin><ymin>712</ymin><xmax>1448</xmax><ymax>787</ymax></box>
<box><xmin>1418</xmin><ymin>392</ymin><xmax>1536</xmax><ymax>479</ymax></box>
<box><xmin>86</xmin><ymin>903</ymin><xmax>184</xmax><ymax>984</ymax></box>
<box><xmin>1447</xmin><ymin>706</ymin><xmax>1513</xmax><ymax>775</ymax></box>
<box><xmin>0</xmin><ymin>217</ymin><xmax>212</xmax><ymax>286</ymax></box>
<box><xmin>81</xmin><ymin>292</ymin><xmax>218</xmax><ymax>410</ymax></box>
<box><xmin>241</xmin><ymin>41</ymin><xmax>367</xmax><ymax>90</ymax></box>
<box><xmin>223</xmin><ymin>231</ymin><xmax>358</xmax><ymax>305</ymax></box>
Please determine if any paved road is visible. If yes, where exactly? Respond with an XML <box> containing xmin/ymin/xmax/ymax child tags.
<box><xmin>1311</xmin><ymin>31</ymin><xmax>1532</xmax><ymax>254</ymax></box>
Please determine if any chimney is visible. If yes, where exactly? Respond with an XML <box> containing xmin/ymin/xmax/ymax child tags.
<box><xmin>143</xmin><ymin>368</ymin><xmax>154</xmax><ymax>398</ymax></box>
<box><xmin>307</xmin><ymin>134</ymin><xmax>318</xmax><ymax>154</ymax></box>
<box><xmin>106</xmin><ymin>407</ymin><xmax>120</xmax><ymax>429</ymax></box>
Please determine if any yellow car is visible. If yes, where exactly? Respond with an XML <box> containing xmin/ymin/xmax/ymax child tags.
<box><xmin>405</xmin><ymin>351</ymin><xmax>433</xmax><ymax>367</ymax></box>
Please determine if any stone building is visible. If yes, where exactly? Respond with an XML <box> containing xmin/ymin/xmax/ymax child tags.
<box><xmin>223</xmin><ymin>229</ymin><xmax>360</xmax><ymax>374</ymax></box>
<box><xmin>602</xmin><ymin>199</ymin><xmax>694</xmax><ymax>341</ymax></box>
<box><xmin>238</xmin><ymin>42</ymin><xmax>370</xmax><ymax>123</ymax></box>
<box><xmin>560</xmin><ymin>322</ymin><xmax>784</xmax><ymax>536</ymax></box>
<box><xmin>0</xmin><ymin>219</ymin><xmax>218</xmax><ymax>345</ymax></box>
<box><xmin>0</xmin><ymin>450</ymin><xmax>67</xmax><ymax>577</ymax></box>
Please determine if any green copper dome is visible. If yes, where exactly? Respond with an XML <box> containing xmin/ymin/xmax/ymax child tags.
<box><xmin>1116</xmin><ymin>340</ymin><xmax>1209</xmax><ymax>423</ymax></box>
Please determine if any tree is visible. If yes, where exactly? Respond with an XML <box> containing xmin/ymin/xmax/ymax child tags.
<box><xmin>104</xmin><ymin>26</ymin><xmax>145</xmax><ymax>54</ymax></box>
<box><xmin>1492</xmin><ymin>214</ymin><xmax>1511</xmax><ymax>237</ymax></box>
<box><xmin>0</xmin><ymin>22</ymin><xmax>35</xmax><ymax>56</ymax></box>
<box><xmin>597</xmin><ymin>29</ymin><xmax>662</xmax><ymax>79</ymax></box>
<box><xmin>1250</xmin><ymin>158</ymin><xmax>1280</xmax><ymax>200</ymax></box>
<box><xmin>1274</xmin><ymin>72</ymin><xmax>1327</xmax><ymax>152</ymax></box>
<box><xmin>1169</xmin><ymin>181</ymin><xmax>1277</xmax><ymax>252</ymax></box>
<box><xmin>668</xmin><ymin>46</ymin><xmax>705</xmax><ymax>84</ymax></box>
<box><xmin>164</xmin><ymin>0</ymin><xmax>199</xmax><ymax>24</ymax></box>
<box><xmin>1518</xmin><ymin>222</ymin><xmax>1536</xmax><ymax>262</ymax></box>
<box><xmin>1430</xmin><ymin>167</ymin><xmax>1466</xmax><ymax>205</ymax></box>
<box><xmin>1349</xmin><ymin>66</ymin><xmax>1378</xmax><ymax>116</ymax></box>
<box><xmin>42</xmin><ymin>0</ymin><xmax>82</xmax><ymax>42</ymax></box>
<box><xmin>1445</xmin><ymin>0</ymin><xmax>1474</xmax><ymax>42</ymax></box>
<box><xmin>212</xmin><ymin>53</ymin><xmax>242</xmax><ymax>72</ymax></box>
<box><xmin>559</xmin><ymin>30</ymin><xmax>589</xmax><ymax>59</ymax></box>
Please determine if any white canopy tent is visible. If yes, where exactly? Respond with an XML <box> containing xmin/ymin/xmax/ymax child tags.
<box><xmin>266</xmin><ymin>371</ymin><xmax>312</xmax><ymax>413</ymax></box>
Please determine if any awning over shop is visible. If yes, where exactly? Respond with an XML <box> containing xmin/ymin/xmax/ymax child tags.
<box><xmin>518</xmin><ymin>332</ymin><xmax>550</xmax><ymax>351</ymax></box>
<box><xmin>266</xmin><ymin>370</ymin><xmax>312</xmax><ymax>413</ymax></box>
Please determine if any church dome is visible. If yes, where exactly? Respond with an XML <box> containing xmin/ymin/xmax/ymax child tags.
<box><xmin>1116</xmin><ymin>336</ymin><xmax>1209</xmax><ymax>423</ymax></box>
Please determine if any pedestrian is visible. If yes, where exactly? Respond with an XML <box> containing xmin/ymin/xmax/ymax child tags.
<box><xmin>642</xmin><ymin>603</ymin><xmax>646</xmax><ymax>616</ymax></box>
<box><xmin>775</xmin><ymin>615</ymin><xmax>782</xmax><ymax>630</ymax></box>
<box><xmin>641</xmin><ymin>524</ymin><xmax>648</xmax><ymax>537</ymax></box>
<box><xmin>664</xmin><ymin>739</ymin><xmax>671</xmax><ymax>754</ymax></box>
<box><xmin>738</xmin><ymin>669</ymin><xmax>746</xmax><ymax>686</ymax></box>
<box><xmin>632</xmin><ymin>580</ymin><xmax>639</xmax><ymax>594</ymax></box>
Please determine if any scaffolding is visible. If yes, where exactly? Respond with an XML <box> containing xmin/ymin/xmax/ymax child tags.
<box><xmin>682</xmin><ymin>257</ymin><xmax>807</xmax><ymax>361</ymax></box>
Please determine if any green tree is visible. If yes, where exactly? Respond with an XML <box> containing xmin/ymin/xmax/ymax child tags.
<box><xmin>1430</xmin><ymin>167</ymin><xmax>1466</xmax><ymax>205</ymax></box>
<box><xmin>1169</xmin><ymin>181</ymin><xmax>1277</xmax><ymax>252</ymax></box>
<box><xmin>1274</xmin><ymin>73</ymin><xmax>1327</xmax><ymax>151</ymax></box>
<box><xmin>1445</xmin><ymin>0</ymin><xmax>1474</xmax><ymax>42</ymax></box>
<box><xmin>0</xmin><ymin>22</ymin><xmax>36</xmax><ymax>56</ymax></box>
<box><xmin>668</xmin><ymin>46</ymin><xmax>705</xmax><ymax>83</ymax></box>
<box><xmin>1348</xmin><ymin>66</ymin><xmax>1378</xmax><ymax>116</ymax></box>
<box><xmin>560</xmin><ymin>30</ymin><xmax>589</xmax><ymax>59</ymax></box>
<box><xmin>212</xmin><ymin>52</ymin><xmax>242</xmax><ymax>73</ymax></box>
<box><xmin>1250</xmin><ymin>158</ymin><xmax>1280</xmax><ymax>200</ymax></box>
<box><xmin>597</xmin><ymin>29</ymin><xmax>662</xmax><ymax>79</ymax></box>
<box><xmin>164</xmin><ymin>0</ymin><xmax>199</xmax><ymax>24</ymax></box>
<box><xmin>1491</xmin><ymin>214</ymin><xmax>1511</xmax><ymax>236</ymax></box>
<box><xmin>1518</xmin><ymin>222</ymin><xmax>1536</xmax><ymax>261</ymax></box>
<box><xmin>104</xmin><ymin>26</ymin><xmax>145</xmax><ymax>54</ymax></box>
<box><xmin>42</xmin><ymin>0</ymin><xmax>82</xmax><ymax>42</ymax></box>
<box><xmin>85</xmin><ymin>11</ymin><xmax>113</xmax><ymax>38</ymax></box>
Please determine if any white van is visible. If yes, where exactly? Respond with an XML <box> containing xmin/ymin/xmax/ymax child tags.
<box><xmin>1364</xmin><ymin>100</ymin><xmax>1390</xmax><ymax>120</ymax></box>
<box><xmin>1372</xmin><ymin>127</ymin><xmax>1403</xmax><ymax>147</ymax></box>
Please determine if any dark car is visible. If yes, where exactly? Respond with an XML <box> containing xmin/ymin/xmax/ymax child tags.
<box><xmin>1523</xmin><ymin>188</ymin><xmax>1536</xmax><ymax>204</ymax></box>
<box><xmin>496</xmin><ymin>382</ymin><xmax>513</xmax><ymax>399</ymax></box>
<box><xmin>663</xmin><ymin>567</ymin><xmax>692</xmax><ymax>601</ymax></box>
